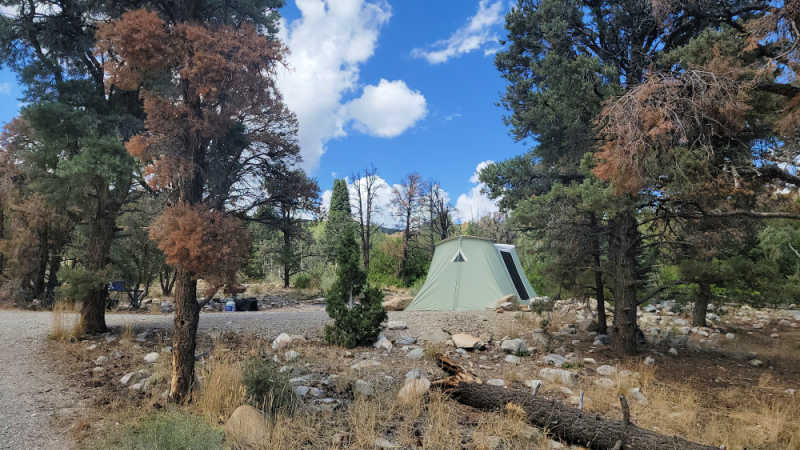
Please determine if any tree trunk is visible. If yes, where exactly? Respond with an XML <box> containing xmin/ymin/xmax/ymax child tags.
<box><xmin>33</xmin><ymin>230</ymin><xmax>49</xmax><ymax>300</ymax></box>
<box><xmin>43</xmin><ymin>250</ymin><xmax>61</xmax><ymax>308</ymax></box>
<box><xmin>442</xmin><ymin>382</ymin><xmax>717</xmax><ymax>450</ymax></box>
<box><xmin>433</xmin><ymin>355</ymin><xmax>717</xmax><ymax>450</ymax></box>
<box><xmin>693</xmin><ymin>281</ymin><xmax>711</xmax><ymax>327</ymax></box>
<box><xmin>160</xmin><ymin>267</ymin><xmax>176</xmax><ymax>296</ymax></box>
<box><xmin>589</xmin><ymin>213</ymin><xmax>607</xmax><ymax>335</ymax></box>
<box><xmin>81</xmin><ymin>212</ymin><xmax>116</xmax><ymax>334</ymax></box>
<box><xmin>169</xmin><ymin>269</ymin><xmax>199</xmax><ymax>402</ymax></box>
<box><xmin>609</xmin><ymin>209</ymin><xmax>640</xmax><ymax>355</ymax></box>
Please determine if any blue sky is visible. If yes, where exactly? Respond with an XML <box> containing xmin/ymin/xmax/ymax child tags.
<box><xmin>0</xmin><ymin>0</ymin><xmax>529</xmax><ymax>226</ymax></box>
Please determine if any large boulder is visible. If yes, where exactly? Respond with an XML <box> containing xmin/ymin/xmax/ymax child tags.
<box><xmin>451</xmin><ymin>333</ymin><xmax>482</xmax><ymax>350</ymax></box>
<box><xmin>225</xmin><ymin>405</ymin><xmax>269</xmax><ymax>447</ymax></box>
<box><xmin>500</xmin><ymin>338</ymin><xmax>527</xmax><ymax>354</ymax></box>
<box><xmin>383</xmin><ymin>294</ymin><xmax>413</xmax><ymax>311</ymax></box>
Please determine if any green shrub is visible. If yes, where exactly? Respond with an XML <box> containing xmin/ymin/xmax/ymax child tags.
<box><xmin>97</xmin><ymin>411</ymin><xmax>224</xmax><ymax>450</ymax></box>
<box><xmin>407</xmin><ymin>276</ymin><xmax>426</xmax><ymax>297</ymax></box>
<box><xmin>241</xmin><ymin>356</ymin><xmax>299</xmax><ymax>416</ymax></box>
<box><xmin>292</xmin><ymin>273</ymin><xmax>312</xmax><ymax>289</ymax></box>
<box><xmin>324</xmin><ymin>285</ymin><xmax>386</xmax><ymax>348</ymax></box>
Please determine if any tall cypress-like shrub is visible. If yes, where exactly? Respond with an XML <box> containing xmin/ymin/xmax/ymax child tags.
<box><xmin>324</xmin><ymin>179</ymin><xmax>386</xmax><ymax>348</ymax></box>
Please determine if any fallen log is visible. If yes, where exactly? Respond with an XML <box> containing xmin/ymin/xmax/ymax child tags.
<box><xmin>432</xmin><ymin>354</ymin><xmax>718</xmax><ymax>450</ymax></box>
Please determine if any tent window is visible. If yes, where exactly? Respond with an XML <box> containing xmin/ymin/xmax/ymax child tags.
<box><xmin>452</xmin><ymin>250</ymin><xmax>466</xmax><ymax>262</ymax></box>
<box><xmin>500</xmin><ymin>251</ymin><xmax>529</xmax><ymax>300</ymax></box>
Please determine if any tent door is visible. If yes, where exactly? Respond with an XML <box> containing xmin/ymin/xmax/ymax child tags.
<box><xmin>500</xmin><ymin>251</ymin><xmax>529</xmax><ymax>300</ymax></box>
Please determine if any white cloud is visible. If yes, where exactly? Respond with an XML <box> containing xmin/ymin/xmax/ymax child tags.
<box><xmin>455</xmin><ymin>160</ymin><xmax>498</xmax><ymax>222</ymax></box>
<box><xmin>321</xmin><ymin>174</ymin><xmax>400</xmax><ymax>227</ymax></box>
<box><xmin>276</xmin><ymin>0</ymin><xmax>426</xmax><ymax>171</ymax></box>
<box><xmin>411</xmin><ymin>0</ymin><xmax>505</xmax><ymax>64</ymax></box>
<box><xmin>347</xmin><ymin>79</ymin><xmax>427</xmax><ymax>137</ymax></box>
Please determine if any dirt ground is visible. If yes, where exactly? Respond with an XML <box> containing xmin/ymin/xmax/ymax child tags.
<box><xmin>42</xmin><ymin>300</ymin><xmax>800</xmax><ymax>449</ymax></box>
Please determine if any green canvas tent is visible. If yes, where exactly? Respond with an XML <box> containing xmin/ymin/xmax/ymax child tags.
<box><xmin>406</xmin><ymin>236</ymin><xmax>536</xmax><ymax>311</ymax></box>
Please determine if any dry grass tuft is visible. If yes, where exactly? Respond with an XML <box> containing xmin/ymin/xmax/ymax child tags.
<box><xmin>421</xmin><ymin>391</ymin><xmax>461</xmax><ymax>449</ymax></box>
<box><xmin>347</xmin><ymin>393</ymin><xmax>397</xmax><ymax>448</ymax></box>
<box><xmin>49</xmin><ymin>301</ymin><xmax>82</xmax><ymax>341</ymax></box>
<box><xmin>196</xmin><ymin>354</ymin><xmax>246</xmax><ymax>424</ymax></box>
<box><xmin>120</xmin><ymin>322</ymin><xmax>135</xmax><ymax>343</ymax></box>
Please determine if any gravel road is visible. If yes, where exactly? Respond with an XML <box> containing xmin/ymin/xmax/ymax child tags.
<box><xmin>0</xmin><ymin>310</ymin><xmax>78</xmax><ymax>450</ymax></box>
<box><xmin>0</xmin><ymin>306</ymin><xmax>495</xmax><ymax>450</ymax></box>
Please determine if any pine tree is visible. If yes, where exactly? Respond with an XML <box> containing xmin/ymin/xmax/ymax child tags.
<box><xmin>324</xmin><ymin>179</ymin><xmax>353</xmax><ymax>262</ymax></box>
<box><xmin>324</xmin><ymin>179</ymin><xmax>386</xmax><ymax>348</ymax></box>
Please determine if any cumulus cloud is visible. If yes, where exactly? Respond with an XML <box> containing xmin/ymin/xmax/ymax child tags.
<box><xmin>411</xmin><ymin>0</ymin><xmax>505</xmax><ymax>64</ymax></box>
<box><xmin>347</xmin><ymin>79</ymin><xmax>427</xmax><ymax>137</ymax></box>
<box><xmin>277</xmin><ymin>0</ymin><xmax>426</xmax><ymax>171</ymax></box>
<box><xmin>321</xmin><ymin>174</ymin><xmax>400</xmax><ymax>227</ymax></box>
<box><xmin>455</xmin><ymin>160</ymin><xmax>499</xmax><ymax>222</ymax></box>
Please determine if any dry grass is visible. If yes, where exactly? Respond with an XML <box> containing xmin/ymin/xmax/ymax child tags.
<box><xmin>346</xmin><ymin>393</ymin><xmax>397</xmax><ymax>449</ymax></box>
<box><xmin>421</xmin><ymin>392</ymin><xmax>462</xmax><ymax>449</ymax></box>
<box><xmin>120</xmin><ymin>322</ymin><xmax>135</xmax><ymax>343</ymax></box>
<box><xmin>472</xmin><ymin>401</ymin><xmax>549</xmax><ymax>449</ymax></box>
<box><xmin>495</xmin><ymin>311</ymin><xmax>540</xmax><ymax>339</ymax></box>
<box><xmin>195</xmin><ymin>354</ymin><xmax>246</xmax><ymax>424</ymax></box>
<box><xmin>49</xmin><ymin>301</ymin><xmax>82</xmax><ymax>341</ymax></box>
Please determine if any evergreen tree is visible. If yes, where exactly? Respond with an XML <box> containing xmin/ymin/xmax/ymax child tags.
<box><xmin>324</xmin><ymin>179</ymin><xmax>386</xmax><ymax>348</ymax></box>
<box><xmin>324</xmin><ymin>179</ymin><xmax>354</xmax><ymax>262</ymax></box>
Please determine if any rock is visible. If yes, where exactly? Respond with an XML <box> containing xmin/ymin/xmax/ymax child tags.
<box><xmin>159</xmin><ymin>301</ymin><xmax>174</xmax><ymax>313</ymax></box>
<box><xmin>120</xmin><ymin>372</ymin><xmax>136</xmax><ymax>385</ymax></box>
<box><xmin>668</xmin><ymin>347</ymin><xmax>678</xmax><ymax>356</ymax></box>
<box><xmin>91</xmin><ymin>366</ymin><xmax>104</xmax><ymax>374</ymax></box>
<box><xmin>397</xmin><ymin>377</ymin><xmax>431</xmax><ymax>404</ymax></box>
<box><xmin>451</xmin><ymin>333</ymin><xmax>482</xmax><ymax>349</ymax></box>
<box><xmin>271</xmin><ymin>333</ymin><xmax>292</xmax><ymax>350</ymax></box>
<box><xmin>524</xmin><ymin>379</ymin><xmax>542</xmax><ymax>392</ymax></box>
<box><xmin>284</xmin><ymin>350</ymin><xmax>299</xmax><ymax>361</ymax></box>
<box><xmin>375</xmin><ymin>437</ymin><xmax>400</xmax><ymax>449</ymax></box>
<box><xmin>517</xmin><ymin>424</ymin><xmax>540</xmax><ymax>440</ymax></box>
<box><xmin>594</xmin><ymin>377</ymin><xmax>615</xmax><ymax>389</ymax></box>
<box><xmin>498</xmin><ymin>302</ymin><xmax>515</xmax><ymax>311</ymax></box>
<box><xmin>538</xmin><ymin>368</ymin><xmax>578</xmax><ymax>386</ymax></box>
<box><xmin>486</xmin><ymin>379</ymin><xmax>505</xmax><ymax>387</ymax></box>
<box><xmin>294</xmin><ymin>386</ymin><xmax>311</xmax><ymax>398</ymax></box>
<box><xmin>350</xmin><ymin>360</ymin><xmax>381</xmax><ymax>370</ymax></box>
<box><xmin>289</xmin><ymin>375</ymin><xmax>313</xmax><ymax>384</ymax></box>
<box><xmin>406</xmin><ymin>348</ymin><xmax>425</xmax><ymax>360</ymax></box>
<box><xmin>593</xmin><ymin>334</ymin><xmax>610</xmax><ymax>346</ymax></box>
<box><xmin>396</xmin><ymin>336</ymin><xmax>416</xmax><ymax>345</ymax></box>
<box><xmin>627</xmin><ymin>387</ymin><xmax>648</xmax><ymax>404</ymax></box>
<box><xmin>504</xmin><ymin>355</ymin><xmax>520</xmax><ymax>365</ymax></box>
<box><xmin>644</xmin><ymin>356</ymin><xmax>655</xmax><ymax>365</ymax></box>
<box><xmin>94</xmin><ymin>355</ymin><xmax>108</xmax><ymax>365</ymax></box>
<box><xmin>531</xmin><ymin>330</ymin><xmax>551</xmax><ymax>348</ymax></box>
<box><xmin>673</xmin><ymin>318</ymin><xmax>689</xmax><ymax>326</ymax></box>
<box><xmin>373</xmin><ymin>335</ymin><xmax>392</xmax><ymax>352</ymax></box>
<box><xmin>135</xmin><ymin>331</ymin><xmax>150</xmax><ymax>343</ymax></box>
<box><xmin>130</xmin><ymin>380</ymin><xmax>149</xmax><ymax>391</ymax></box>
<box><xmin>770</xmin><ymin>333</ymin><xmax>779</xmax><ymax>339</ymax></box>
<box><xmin>417</xmin><ymin>328</ymin><xmax>450</xmax><ymax>344</ymax></box>
<box><xmin>312</xmin><ymin>398</ymin><xmax>342</xmax><ymax>412</ymax></box>
<box><xmin>543</xmin><ymin>354</ymin><xmax>567</xmax><ymax>367</ymax></box>
<box><xmin>386</xmin><ymin>321</ymin><xmax>407</xmax><ymax>330</ymax></box>
<box><xmin>583</xmin><ymin>358</ymin><xmax>597</xmax><ymax>365</ymax></box>
<box><xmin>225</xmin><ymin>405</ymin><xmax>269</xmax><ymax>447</ymax></box>
<box><xmin>726</xmin><ymin>333</ymin><xmax>736</xmax><ymax>340</ymax></box>
<box><xmin>596</xmin><ymin>365</ymin><xmax>616</xmax><ymax>376</ymax></box>
<box><xmin>749</xmin><ymin>359</ymin><xmax>764</xmax><ymax>367</ymax></box>
<box><xmin>144</xmin><ymin>352</ymin><xmax>159</xmax><ymax>363</ymax></box>
<box><xmin>87</xmin><ymin>344</ymin><xmax>98</xmax><ymax>351</ymax></box>
<box><xmin>500</xmin><ymin>338</ymin><xmax>527</xmax><ymax>354</ymax></box>
<box><xmin>644</xmin><ymin>304</ymin><xmax>657</xmax><ymax>313</ymax></box>
<box><xmin>382</xmin><ymin>294</ymin><xmax>413</xmax><ymax>311</ymax></box>
<box><xmin>353</xmin><ymin>379</ymin><xmax>374</xmax><ymax>397</ymax></box>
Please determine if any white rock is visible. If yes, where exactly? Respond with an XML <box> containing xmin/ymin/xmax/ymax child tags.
<box><xmin>406</xmin><ymin>348</ymin><xmax>425</xmax><ymax>360</ymax></box>
<box><xmin>144</xmin><ymin>352</ymin><xmax>159</xmax><ymax>363</ymax></box>
<box><xmin>271</xmin><ymin>333</ymin><xmax>292</xmax><ymax>350</ymax></box>
<box><xmin>374</xmin><ymin>335</ymin><xmax>393</xmax><ymax>352</ymax></box>
<box><xmin>354</xmin><ymin>379</ymin><xmax>374</xmax><ymax>396</ymax></box>
<box><xmin>504</xmin><ymin>355</ymin><xmax>521</xmax><ymax>365</ymax></box>
<box><xmin>627</xmin><ymin>387</ymin><xmax>648</xmax><ymax>404</ymax></box>
<box><xmin>87</xmin><ymin>344</ymin><xmax>98</xmax><ymax>351</ymax></box>
<box><xmin>120</xmin><ymin>372</ymin><xmax>136</xmax><ymax>385</ymax></box>
<box><xmin>397</xmin><ymin>377</ymin><xmax>431</xmax><ymax>404</ymax></box>
<box><xmin>726</xmin><ymin>333</ymin><xmax>736</xmax><ymax>340</ymax></box>
<box><xmin>583</xmin><ymin>358</ymin><xmax>597</xmax><ymax>365</ymax></box>
<box><xmin>596</xmin><ymin>365</ymin><xmax>616</xmax><ymax>376</ymax></box>
<box><xmin>668</xmin><ymin>347</ymin><xmax>678</xmax><ymax>356</ymax></box>
<box><xmin>284</xmin><ymin>350</ymin><xmax>299</xmax><ymax>361</ymax></box>
<box><xmin>749</xmin><ymin>359</ymin><xmax>763</xmax><ymax>367</ymax></box>
<box><xmin>386</xmin><ymin>321</ymin><xmax>408</xmax><ymax>330</ymax></box>
<box><xmin>543</xmin><ymin>354</ymin><xmax>567</xmax><ymax>367</ymax></box>
<box><xmin>486</xmin><ymin>379</ymin><xmax>505</xmax><ymax>387</ymax></box>
<box><xmin>350</xmin><ymin>360</ymin><xmax>381</xmax><ymax>370</ymax></box>
<box><xmin>94</xmin><ymin>356</ymin><xmax>108</xmax><ymax>365</ymax></box>
<box><xmin>91</xmin><ymin>366</ymin><xmax>104</xmax><ymax>374</ymax></box>
<box><xmin>375</xmin><ymin>437</ymin><xmax>400</xmax><ymax>449</ymax></box>
<box><xmin>500</xmin><ymin>338</ymin><xmax>527</xmax><ymax>354</ymax></box>
<box><xmin>525</xmin><ymin>379</ymin><xmax>543</xmax><ymax>392</ymax></box>
<box><xmin>644</xmin><ymin>356</ymin><xmax>655</xmax><ymax>365</ymax></box>
<box><xmin>294</xmin><ymin>386</ymin><xmax>311</xmax><ymax>398</ymax></box>
<box><xmin>451</xmin><ymin>333</ymin><xmax>482</xmax><ymax>349</ymax></box>
<box><xmin>538</xmin><ymin>368</ymin><xmax>578</xmax><ymax>386</ymax></box>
